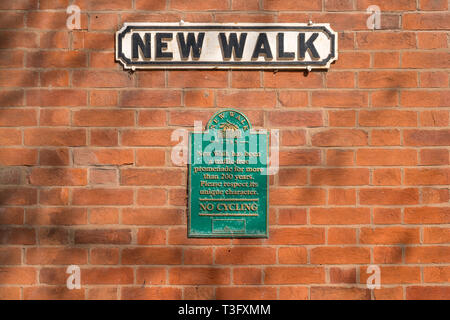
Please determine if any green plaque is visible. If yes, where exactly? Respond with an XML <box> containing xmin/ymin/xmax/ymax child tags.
<box><xmin>188</xmin><ymin>109</ymin><xmax>268</xmax><ymax>238</ymax></box>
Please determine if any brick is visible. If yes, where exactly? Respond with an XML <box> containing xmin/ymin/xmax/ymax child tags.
<box><xmin>0</xmin><ymin>167</ymin><xmax>21</xmax><ymax>185</ymax></box>
<box><xmin>359</xmin><ymin>71</ymin><xmax>417</xmax><ymax>88</ymax></box>
<box><xmin>374</xmin><ymin>247</ymin><xmax>403</xmax><ymax>264</ymax></box>
<box><xmin>270</xmin><ymin>188</ymin><xmax>326</xmax><ymax>206</ymax></box>
<box><xmin>333</xmin><ymin>52</ymin><xmax>370</xmax><ymax>69</ymax></box>
<box><xmin>121</xmin><ymin>90</ymin><xmax>181</xmax><ymax>107</ymax></box>
<box><xmin>89</xmin><ymin>208</ymin><xmax>119</xmax><ymax>224</ymax></box>
<box><xmin>330</xmin><ymin>267</ymin><xmax>356</xmax><ymax>284</ymax></box>
<box><xmin>373</xmin><ymin>52</ymin><xmax>400</xmax><ymax>68</ymax></box>
<box><xmin>356</xmin><ymin>149</ymin><xmax>417</xmax><ymax>166</ymax></box>
<box><xmin>311</xmin><ymin>168</ymin><xmax>369</xmax><ymax>186</ymax></box>
<box><xmin>264</xmin><ymin>72</ymin><xmax>323</xmax><ymax>89</ymax></box>
<box><xmin>137</xmin><ymin>228</ymin><xmax>167</xmax><ymax>245</ymax></box>
<box><xmin>403</xmin><ymin>13</ymin><xmax>450</xmax><ymax>30</ymax></box>
<box><xmin>404</xmin><ymin>130</ymin><xmax>450</xmax><ymax>146</ymax></box>
<box><xmin>311</xmin><ymin>208</ymin><xmax>370</xmax><ymax>225</ymax></box>
<box><xmin>360</xmin><ymin>227</ymin><xmax>420</xmax><ymax>244</ymax></box>
<box><xmin>233</xmin><ymin>268</ymin><xmax>262</xmax><ymax>285</ymax></box>
<box><xmin>26</xmin><ymin>248</ymin><xmax>87</xmax><ymax>265</ymax></box>
<box><xmin>311</xmin><ymin>247</ymin><xmax>370</xmax><ymax>264</ymax></box>
<box><xmin>90</xmin><ymin>90</ymin><xmax>118</xmax><ymax>107</ymax></box>
<box><xmin>75</xmin><ymin>229</ymin><xmax>131</xmax><ymax>244</ymax></box>
<box><xmin>29</xmin><ymin>168</ymin><xmax>87</xmax><ymax>186</ymax></box>
<box><xmin>121</xmin><ymin>169</ymin><xmax>183</xmax><ymax>186</ymax></box>
<box><xmin>424</xmin><ymin>228</ymin><xmax>450</xmax><ymax>244</ymax></box>
<box><xmin>0</xmin><ymin>31</ymin><xmax>39</xmax><ymax>49</ymax></box>
<box><xmin>264</xmin><ymin>0</ymin><xmax>322</xmax><ymax>10</ymax></box>
<box><xmin>215</xmin><ymin>247</ymin><xmax>276</xmax><ymax>265</ymax></box>
<box><xmin>0</xmin><ymin>208</ymin><xmax>24</xmax><ymax>225</ymax></box>
<box><xmin>216</xmin><ymin>287</ymin><xmax>277</xmax><ymax>300</ymax></box>
<box><xmin>73</xmin><ymin>110</ymin><xmax>134</xmax><ymax>127</ymax></box>
<box><xmin>123</xmin><ymin>248</ymin><xmax>182</xmax><ymax>265</ymax></box>
<box><xmin>372</xmin><ymin>90</ymin><xmax>399</xmax><ymax>107</ymax></box>
<box><xmin>184</xmin><ymin>248</ymin><xmax>213</xmax><ymax>265</ymax></box>
<box><xmin>422</xmin><ymin>188</ymin><xmax>449</xmax><ymax>204</ymax></box>
<box><xmin>328</xmin><ymin>228</ymin><xmax>356</xmax><ymax>244</ymax></box>
<box><xmin>326</xmin><ymin>71</ymin><xmax>354</xmax><ymax>88</ymax></box>
<box><xmin>40</xmin><ymin>109</ymin><xmax>70</xmax><ymax>126</ymax></box>
<box><xmin>0</xmin><ymin>248</ymin><xmax>22</xmax><ymax>265</ymax></box>
<box><xmin>0</xmin><ymin>70</ymin><xmax>38</xmax><ymax>87</ymax></box>
<box><xmin>424</xmin><ymin>267</ymin><xmax>450</xmax><ymax>283</ymax></box>
<box><xmin>278</xmin><ymin>91</ymin><xmax>309</xmax><ymax>108</ymax></box>
<box><xmin>281</xmin><ymin>130</ymin><xmax>306</xmax><ymax>146</ymax></box>
<box><xmin>0</xmin><ymin>128</ymin><xmax>21</xmax><ymax>145</ymax></box>
<box><xmin>0</xmin><ymin>108</ymin><xmax>36</xmax><ymax>126</ymax></box>
<box><xmin>0</xmin><ymin>148</ymin><xmax>37</xmax><ymax>165</ymax></box>
<box><xmin>360</xmin><ymin>188</ymin><xmax>419</xmax><ymax>205</ymax></box>
<box><xmin>74</xmin><ymin>149</ymin><xmax>134</xmax><ymax>166</ymax></box>
<box><xmin>87</xmin><ymin>288</ymin><xmax>118</xmax><ymax>300</ymax></box>
<box><xmin>374</xmin><ymin>208</ymin><xmax>402</xmax><ymax>225</ymax></box>
<box><xmin>121</xmin><ymin>288</ymin><xmax>181</xmax><ymax>300</ymax></box>
<box><xmin>0</xmin><ymin>288</ymin><xmax>21</xmax><ymax>300</ymax></box>
<box><xmin>168</xmin><ymin>227</ymin><xmax>230</xmax><ymax>245</ymax></box>
<box><xmin>89</xmin><ymin>13</ymin><xmax>119</xmax><ymax>31</ymax></box>
<box><xmin>185</xmin><ymin>90</ymin><xmax>215</xmax><ymax>107</ymax></box>
<box><xmin>26</xmin><ymin>207</ymin><xmax>87</xmax><ymax>225</ymax></box>
<box><xmin>402</xmin><ymin>91</ymin><xmax>449</xmax><ymax>107</ymax></box>
<box><xmin>28</xmin><ymin>89</ymin><xmax>87</xmax><ymax>106</ymax></box>
<box><xmin>278</xmin><ymin>247</ymin><xmax>307</xmax><ymax>264</ymax></box>
<box><xmin>356</xmin><ymin>0</ymin><xmax>416</xmax><ymax>11</ymax></box>
<box><xmin>406</xmin><ymin>246</ymin><xmax>450</xmax><ymax>263</ymax></box>
<box><xmin>72</xmin><ymin>188</ymin><xmax>133</xmax><ymax>205</ymax></box>
<box><xmin>90</xmin><ymin>168</ymin><xmax>117</xmax><ymax>185</ymax></box>
<box><xmin>0</xmin><ymin>0</ymin><xmax>37</xmax><ymax>9</ymax></box>
<box><xmin>404</xmin><ymin>168</ymin><xmax>449</xmax><ymax>185</ymax></box>
<box><xmin>0</xmin><ymin>267</ymin><xmax>36</xmax><ymax>285</ymax></box>
<box><xmin>136</xmin><ymin>188</ymin><xmax>167</xmax><ymax>206</ymax></box>
<box><xmin>170</xmin><ymin>0</ymin><xmax>228</xmax><ymax>10</ymax></box>
<box><xmin>73</xmin><ymin>71</ymin><xmax>133</xmax><ymax>88</ymax></box>
<box><xmin>359</xmin><ymin>110</ymin><xmax>417</xmax><ymax>127</ymax></box>
<box><xmin>373</xmin><ymin>168</ymin><xmax>401</xmax><ymax>186</ymax></box>
<box><xmin>123</xmin><ymin>208</ymin><xmax>183</xmax><ymax>225</ymax></box>
<box><xmin>279</xmin><ymin>168</ymin><xmax>308</xmax><ymax>186</ymax></box>
<box><xmin>73</xmin><ymin>32</ymin><xmax>113</xmax><ymax>50</ymax></box>
<box><xmin>403</xmin><ymin>52</ymin><xmax>450</xmax><ymax>68</ymax></box>
<box><xmin>267</xmin><ymin>227</ymin><xmax>325</xmax><ymax>245</ymax></box>
<box><xmin>27</xmin><ymin>51</ymin><xmax>86</xmax><ymax>68</ymax></box>
<box><xmin>82</xmin><ymin>268</ymin><xmax>133</xmax><ymax>285</ymax></box>
<box><xmin>0</xmin><ymin>188</ymin><xmax>37</xmax><ymax>206</ymax></box>
<box><xmin>121</xmin><ymin>129</ymin><xmax>174</xmax><ymax>146</ymax></box>
<box><xmin>420</xmin><ymin>110</ymin><xmax>449</xmax><ymax>127</ymax></box>
<box><xmin>138</xmin><ymin>110</ymin><xmax>166</xmax><ymax>127</ymax></box>
<box><xmin>24</xmin><ymin>287</ymin><xmax>85</xmax><ymax>300</ymax></box>
<box><xmin>136</xmin><ymin>267</ymin><xmax>166</xmax><ymax>285</ymax></box>
<box><xmin>417</xmin><ymin>33</ymin><xmax>448</xmax><ymax>49</ymax></box>
<box><xmin>371</xmin><ymin>129</ymin><xmax>401</xmax><ymax>146</ymax></box>
<box><xmin>278</xmin><ymin>208</ymin><xmax>307</xmax><ymax>225</ymax></box>
<box><xmin>309</xmin><ymin>13</ymin><xmax>367</xmax><ymax>31</ymax></box>
<box><xmin>90</xmin><ymin>52</ymin><xmax>117</xmax><ymax>69</ymax></box>
<box><xmin>168</xmin><ymin>110</ymin><xmax>211</xmax><ymax>126</ymax></box>
<box><xmin>312</xmin><ymin>129</ymin><xmax>368</xmax><ymax>146</ymax></box>
<box><xmin>357</xmin><ymin>32</ymin><xmax>416</xmax><ymax>49</ymax></box>
<box><xmin>407</xmin><ymin>287</ymin><xmax>450</xmax><ymax>300</ymax></box>
<box><xmin>329</xmin><ymin>109</ymin><xmax>357</xmax><ymax>126</ymax></box>
<box><xmin>0</xmin><ymin>227</ymin><xmax>35</xmax><ymax>245</ymax></box>
<box><xmin>328</xmin><ymin>189</ymin><xmax>356</xmax><ymax>205</ymax></box>
<box><xmin>405</xmin><ymin>207</ymin><xmax>450</xmax><ymax>224</ymax></box>
<box><xmin>217</xmin><ymin>91</ymin><xmax>276</xmax><ymax>108</ymax></box>
<box><xmin>0</xmin><ymin>51</ymin><xmax>23</xmax><ymax>68</ymax></box>
<box><xmin>420</xmin><ymin>0</ymin><xmax>448</xmax><ymax>10</ymax></box>
<box><xmin>39</xmin><ymin>228</ymin><xmax>68</xmax><ymax>245</ymax></box>
<box><xmin>312</xmin><ymin>91</ymin><xmax>368</xmax><ymax>107</ymax></box>
<box><xmin>169</xmin><ymin>71</ymin><xmax>227</xmax><ymax>88</ymax></box>
<box><xmin>40</xmin><ymin>31</ymin><xmax>69</xmax><ymax>49</ymax></box>
<box><xmin>269</xmin><ymin>111</ymin><xmax>323</xmax><ymax>127</ymax></box>
<box><xmin>90</xmin><ymin>129</ymin><xmax>118</xmax><ymax>146</ymax></box>
<box><xmin>264</xmin><ymin>267</ymin><xmax>325</xmax><ymax>284</ymax></box>
<box><xmin>326</xmin><ymin>150</ymin><xmax>354</xmax><ymax>166</ymax></box>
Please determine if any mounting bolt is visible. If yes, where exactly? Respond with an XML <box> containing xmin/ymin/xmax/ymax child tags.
<box><xmin>308</xmin><ymin>20</ymin><xmax>313</xmax><ymax>26</ymax></box>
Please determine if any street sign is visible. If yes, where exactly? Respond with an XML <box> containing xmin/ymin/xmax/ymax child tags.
<box><xmin>188</xmin><ymin>109</ymin><xmax>268</xmax><ymax>238</ymax></box>
<box><xmin>116</xmin><ymin>23</ymin><xmax>338</xmax><ymax>70</ymax></box>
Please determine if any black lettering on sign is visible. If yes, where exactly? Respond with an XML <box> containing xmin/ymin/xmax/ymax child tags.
<box><xmin>252</xmin><ymin>33</ymin><xmax>273</xmax><ymax>60</ymax></box>
<box><xmin>156</xmin><ymin>33</ymin><xmax>173</xmax><ymax>59</ymax></box>
<box><xmin>132</xmin><ymin>33</ymin><xmax>151</xmax><ymax>59</ymax></box>
<box><xmin>219</xmin><ymin>33</ymin><xmax>247</xmax><ymax>60</ymax></box>
<box><xmin>298</xmin><ymin>33</ymin><xmax>320</xmax><ymax>60</ymax></box>
<box><xmin>277</xmin><ymin>33</ymin><xmax>294</xmax><ymax>60</ymax></box>
<box><xmin>177</xmin><ymin>32</ymin><xmax>205</xmax><ymax>59</ymax></box>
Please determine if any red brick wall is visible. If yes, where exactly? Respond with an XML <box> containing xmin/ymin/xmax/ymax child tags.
<box><xmin>0</xmin><ymin>0</ymin><xmax>449</xmax><ymax>300</ymax></box>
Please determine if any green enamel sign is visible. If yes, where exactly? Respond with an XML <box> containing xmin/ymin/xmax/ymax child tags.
<box><xmin>188</xmin><ymin>109</ymin><xmax>268</xmax><ymax>238</ymax></box>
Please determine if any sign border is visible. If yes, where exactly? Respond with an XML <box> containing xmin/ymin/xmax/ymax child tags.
<box><xmin>115</xmin><ymin>22</ymin><xmax>338</xmax><ymax>70</ymax></box>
